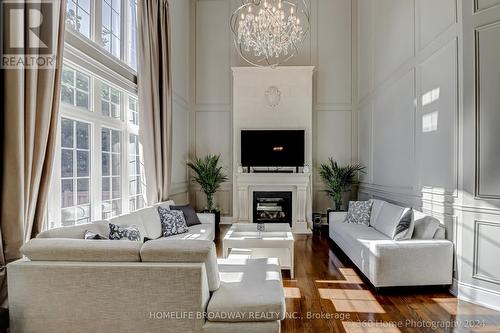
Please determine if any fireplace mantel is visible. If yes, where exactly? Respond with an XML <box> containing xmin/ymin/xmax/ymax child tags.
<box><xmin>232</xmin><ymin>66</ymin><xmax>314</xmax><ymax>234</ymax></box>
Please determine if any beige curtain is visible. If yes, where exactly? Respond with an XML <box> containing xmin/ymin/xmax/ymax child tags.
<box><xmin>137</xmin><ymin>0</ymin><xmax>173</xmax><ymax>204</ymax></box>
<box><xmin>0</xmin><ymin>0</ymin><xmax>66</xmax><ymax>306</ymax></box>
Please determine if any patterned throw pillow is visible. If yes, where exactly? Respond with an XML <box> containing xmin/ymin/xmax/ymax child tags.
<box><xmin>344</xmin><ymin>200</ymin><xmax>373</xmax><ymax>225</ymax></box>
<box><xmin>108</xmin><ymin>223</ymin><xmax>141</xmax><ymax>241</ymax></box>
<box><xmin>393</xmin><ymin>208</ymin><xmax>414</xmax><ymax>240</ymax></box>
<box><xmin>157</xmin><ymin>206</ymin><xmax>189</xmax><ymax>237</ymax></box>
<box><xmin>84</xmin><ymin>230</ymin><xmax>108</xmax><ymax>240</ymax></box>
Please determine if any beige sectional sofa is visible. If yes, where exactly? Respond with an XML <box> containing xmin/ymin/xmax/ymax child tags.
<box><xmin>8</xmin><ymin>201</ymin><xmax>285</xmax><ymax>333</ymax></box>
<box><xmin>329</xmin><ymin>199</ymin><xmax>454</xmax><ymax>288</ymax></box>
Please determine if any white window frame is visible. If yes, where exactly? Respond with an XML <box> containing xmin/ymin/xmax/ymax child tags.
<box><xmin>64</xmin><ymin>0</ymin><xmax>137</xmax><ymax>74</ymax></box>
<box><xmin>48</xmin><ymin>60</ymin><xmax>141</xmax><ymax>228</ymax></box>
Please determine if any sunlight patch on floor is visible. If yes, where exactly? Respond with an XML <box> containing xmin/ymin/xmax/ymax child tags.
<box><xmin>342</xmin><ymin>321</ymin><xmax>401</xmax><ymax>333</ymax></box>
<box><xmin>432</xmin><ymin>298</ymin><xmax>499</xmax><ymax>316</ymax></box>
<box><xmin>284</xmin><ymin>287</ymin><xmax>301</xmax><ymax>299</ymax></box>
<box><xmin>316</xmin><ymin>268</ymin><xmax>364</xmax><ymax>284</ymax></box>
<box><xmin>319</xmin><ymin>289</ymin><xmax>385</xmax><ymax>313</ymax></box>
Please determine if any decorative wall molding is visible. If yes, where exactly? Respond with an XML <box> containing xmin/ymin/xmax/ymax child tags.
<box><xmin>473</xmin><ymin>220</ymin><xmax>500</xmax><ymax>285</ymax></box>
<box><xmin>474</xmin><ymin>0</ymin><xmax>500</xmax><ymax>13</ymax></box>
<box><xmin>474</xmin><ymin>20</ymin><xmax>500</xmax><ymax>199</ymax></box>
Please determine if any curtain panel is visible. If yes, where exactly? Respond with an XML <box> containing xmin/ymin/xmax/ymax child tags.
<box><xmin>0</xmin><ymin>0</ymin><xmax>66</xmax><ymax>307</ymax></box>
<box><xmin>137</xmin><ymin>0</ymin><xmax>173</xmax><ymax>204</ymax></box>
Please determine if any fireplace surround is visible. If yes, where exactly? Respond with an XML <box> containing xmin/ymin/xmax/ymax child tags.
<box><xmin>253</xmin><ymin>191</ymin><xmax>292</xmax><ymax>226</ymax></box>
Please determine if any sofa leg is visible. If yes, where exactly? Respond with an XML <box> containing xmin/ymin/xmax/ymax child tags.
<box><xmin>374</xmin><ymin>287</ymin><xmax>382</xmax><ymax>294</ymax></box>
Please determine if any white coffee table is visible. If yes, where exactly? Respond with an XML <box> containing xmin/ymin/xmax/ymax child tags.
<box><xmin>223</xmin><ymin>223</ymin><xmax>295</xmax><ymax>278</ymax></box>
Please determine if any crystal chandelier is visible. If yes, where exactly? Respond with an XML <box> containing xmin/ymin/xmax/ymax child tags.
<box><xmin>230</xmin><ymin>0</ymin><xmax>310</xmax><ymax>67</ymax></box>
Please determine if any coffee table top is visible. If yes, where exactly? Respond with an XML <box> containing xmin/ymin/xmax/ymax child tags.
<box><xmin>224</xmin><ymin>223</ymin><xmax>293</xmax><ymax>241</ymax></box>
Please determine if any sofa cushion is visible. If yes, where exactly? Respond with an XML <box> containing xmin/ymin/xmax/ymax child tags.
<box><xmin>330</xmin><ymin>222</ymin><xmax>390</xmax><ymax>272</ymax></box>
<box><xmin>109</xmin><ymin>211</ymin><xmax>148</xmax><ymax>241</ymax></box>
<box><xmin>171</xmin><ymin>205</ymin><xmax>202</xmax><ymax>227</ymax></box>
<box><xmin>37</xmin><ymin>221</ymin><xmax>110</xmax><ymax>239</ymax></box>
<box><xmin>21</xmin><ymin>238</ymin><xmax>142</xmax><ymax>262</ymax></box>
<box><xmin>344</xmin><ymin>200</ymin><xmax>373</xmax><ymax>225</ymax></box>
<box><xmin>369</xmin><ymin>199</ymin><xmax>385</xmax><ymax>226</ymax></box>
<box><xmin>140</xmin><ymin>239</ymin><xmax>220</xmax><ymax>291</ymax></box>
<box><xmin>412</xmin><ymin>210</ymin><xmax>442</xmax><ymax>239</ymax></box>
<box><xmin>370</xmin><ymin>201</ymin><xmax>407</xmax><ymax>238</ymax></box>
<box><xmin>166</xmin><ymin>224</ymin><xmax>214</xmax><ymax>241</ymax></box>
<box><xmin>207</xmin><ymin>258</ymin><xmax>285</xmax><ymax>322</ymax></box>
<box><xmin>109</xmin><ymin>201</ymin><xmax>175</xmax><ymax>240</ymax></box>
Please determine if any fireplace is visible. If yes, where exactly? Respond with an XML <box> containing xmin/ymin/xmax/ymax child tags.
<box><xmin>253</xmin><ymin>191</ymin><xmax>292</xmax><ymax>226</ymax></box>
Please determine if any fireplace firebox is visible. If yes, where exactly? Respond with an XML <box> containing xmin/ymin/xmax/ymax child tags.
<box><xmin>253</xmin><ymin>191</ymin><xmax>292</xmax><ymax>226</ymax></box>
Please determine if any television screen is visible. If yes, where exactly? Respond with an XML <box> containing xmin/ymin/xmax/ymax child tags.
<box><xmin>241</xmin><ymin>130</ymin><xmax>305</xmax><ymax>167</ymax></box>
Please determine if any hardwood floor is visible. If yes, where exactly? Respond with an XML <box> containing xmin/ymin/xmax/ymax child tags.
<box><xmin>215</xmin><ymin>225</ymin><xmax>500</xmax><ymax>333</ymax></box>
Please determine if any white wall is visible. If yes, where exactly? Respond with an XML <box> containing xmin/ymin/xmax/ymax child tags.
<box><xmin>170</xmin><ymin>0</ymin><xmax>192</xmax><ymax>204</ymax></box>
<box><xmin>191</xmin><ymin>0</ymin><xmax>355</xmax><ymax>216</ymax></box>
<box><xmin>357</xmin><ymin>0</ymin><xmax>500</xmax><ymax>310</ymax></box>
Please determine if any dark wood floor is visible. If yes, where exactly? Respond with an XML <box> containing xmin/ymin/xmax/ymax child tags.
<box><xmin>215</xmin><ymin>225</ymin><xmax>500</xmax><ymax>333</ymax></box>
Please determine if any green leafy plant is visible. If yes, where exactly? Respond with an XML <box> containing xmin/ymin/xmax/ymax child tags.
<box><xmin>187</xmin><ymin>154</ymin><xmax>228</xmax><ymax>212</ymax></box>
<box><xmin>319</xmin><ymin>158</ymin><xmax>365</xmax><ymax>211</ymax></box>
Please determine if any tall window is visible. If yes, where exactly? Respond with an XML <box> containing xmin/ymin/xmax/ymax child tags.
<box><xmin>129</xmin><ymin>134</ymin><xmax>144</xmax><ymax>211</ymax></box>
<box><xmin>102</xmin><ymin>128</ymin><xmax>122</xmax><ymax>219</ymax></box>
<box><xmin>47</xmin><ymin>0</ymin><xmax>140</xmax><ymax>229</ymax></box>
<box><xmin>60</xmin><ymin>118</ymin><xmax>91</xmax><ymax>226</ymax></box>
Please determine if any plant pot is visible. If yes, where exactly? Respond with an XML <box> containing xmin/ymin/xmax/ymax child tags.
<box><xmin>202</xmin><ymin>209</ymin><xmax>221</xmax><ymax>228</ymax></box>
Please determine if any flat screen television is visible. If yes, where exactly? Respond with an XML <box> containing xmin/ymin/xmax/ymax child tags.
<box><xmin>241</xmin><ymin>130</ymin><xmax>305</xmax><ymax>167</ymax></box>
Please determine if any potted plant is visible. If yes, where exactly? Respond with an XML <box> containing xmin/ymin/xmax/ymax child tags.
<box><xmin>319</xmin><ymin>158</ymin><xmax>365</xmax><ymax>211</ymax></box>
<box><xmin>187</xmin><ymin>154</ymin><xmax>228</xmax><ymax>225</ymax></box>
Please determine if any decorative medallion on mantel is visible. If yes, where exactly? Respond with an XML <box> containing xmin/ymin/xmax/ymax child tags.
<box><xmin>265</xmin><ymin>86</ymin><xmax>281</xmax><ymax>107</ymax></box>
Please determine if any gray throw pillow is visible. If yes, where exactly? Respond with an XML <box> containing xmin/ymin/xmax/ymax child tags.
<box><xmin>170</xmin><ymin>205</ymin><xmax>202</xmax><ymax>227</ymax></box>
<box><xmin>108</xmin><ymin>223</ymin><xmax>141</xmax><ymax>241</ymax></box>
<box><xmin>344</xmin><ymin>200</ymin><xmax>373</xmax><ymax>225</ymax></box>
<box><xmin>157</xmin><ymin>206</ymin><xmax>189</xmax><ymax>237</ymax></box>
<box><xmin>392</xmin><ymin>208</ymin><xmax>414</xmax><ymax>240</ymax></box>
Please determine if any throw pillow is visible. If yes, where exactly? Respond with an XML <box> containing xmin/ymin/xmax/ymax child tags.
<box><xmin>392</xmin><ymin>208</ymin><xmax>414</xmax><ymax>240</ymax></box>
<box><xmin>108</xmin><ymin>223</ymin><xmax>141</xmax><ymax>241</ymax></box>
<box><xmin>170</xmin><ymin>205</ymin><xmax>202</xmax><ymax>227</ymax></box>
<box><xmin>84</xmin><ymin>230</ymin><xmax>108</xmax><ymax>240</ymax></box>
<box><xmin>344</xmin><ymin>200</ymin><xmax>373</xmax><ymax>225</ymax></box>
<box><xmin>157</xmin><ymin>206</ymin><xmax>189</xmax><ymax>237</ymax></box>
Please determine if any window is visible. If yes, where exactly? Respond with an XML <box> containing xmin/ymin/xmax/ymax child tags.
<box><xmin>101</xmin><ymin>0</ymin><xmax>121</xmax><ymax>58</ymax></box>
<box><xmin>102</xmin><ymin>128</ymin><xmax>122</xmax><ymax>219</ymax></box>
<box><xmin>60</xmin><ymin>118</ymin><xmax>91</xmax><ymax>226</ymax></box>
<box><xmin>66</xmin><ymin>0</ymin><xmax>91</xmax><ymax>38</ymax></box>
<box><xmin>47</xmin><ymin>0</ymin><xmax>140</xmax><ymax>229</ymax></box>
<box><xmin>128</xmin><ymin>0</ymin><xmax>138</xmax><ymax>70</ymax></box>
<box><xmin>128</xmin><ymin>97</ymin><xmax>138</xmax><ymax>125</ymax></box>
<box><xmin>101</xmin><ymin>83</ymin><xmax>121</xmax><ymax>119</ymax></box>
<box><xmin>61</xmin><ymin>67</ymin><xmax>91</xmax><ymax>110</ymax></box>
<box><xmin>129</xmin><ymin>134</ymin><xmax>144</xmax><ymax>211</ymax></box>
<box><xmin>64</xmin><ymin>0</ymin><xmax>137</xmax><ymax>68</ymax></box>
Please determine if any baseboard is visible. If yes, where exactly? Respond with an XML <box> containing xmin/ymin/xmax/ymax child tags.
<box><xmin>220</xmin><ymin>216</ymin><xmax>235</xmax><ymax>225</ymax></box>
<box><xmin>457</xmin><ymin>280</ymin><xmax>500</xmax><ymax>312</ymax></box>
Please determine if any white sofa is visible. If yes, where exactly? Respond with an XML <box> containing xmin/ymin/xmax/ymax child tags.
<box><xmin>329</xmin><ymin>199</ymin><xmax>454</xmax><ymax>288</ymax></box>
<box><xmin>7</xmin><ymin>201</ymin><xmax>285</xmax><ymax>333</ymax></box>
